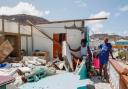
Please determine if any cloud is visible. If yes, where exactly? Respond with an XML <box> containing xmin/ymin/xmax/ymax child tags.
<box><xmin>87</xmin><ymin>11</ymin><xmax>110</xmax><ymax>34</ymax></box>
<box><xmin>74</xmin><ymin>0</ymin><xmax>87</xmax><ymax>7</ymax></box>
<box><xmin>89</xmin><ymin>23</ymin><xmax>103</xmax><ymax>34</ymax></box>
<box><xmin>89</xmin><ymin>11</ymin><xmax>110</xmax><ymax>23</ymax></box>
<box><xmin>122</xmin><ymin>30</ymin><xmax>128</xmax><ymax>36</ymax></box>
<box><xmin>44</xmin><ymin>10</ymin><xmax>50</xmax><ymax>15</ymax></box>
<box><xmin>0</xmin><ymin>2</ymin><xmax>50</xmax><ymax>17</ymax></box>
<box><xmin>119</xmin><ymin>5</ymin><xmax>128</xmax><ymax>12</ymax></box>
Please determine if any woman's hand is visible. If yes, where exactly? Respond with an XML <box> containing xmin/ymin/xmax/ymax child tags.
<box><xmin>67</xmin><ymin>43</ymin><xmax>71</xmax><ymax>50</ymax></box>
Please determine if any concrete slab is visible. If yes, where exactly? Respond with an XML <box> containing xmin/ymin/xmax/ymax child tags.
<box><xmin>20</xmin><ymin>73</ymin><xmax>89</xmax><ymax>89</ymax></box>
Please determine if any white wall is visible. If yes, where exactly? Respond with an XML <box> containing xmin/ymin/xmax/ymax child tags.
<box><xmin>0</xmin><ymin>19</ymin><xmax>31</xmax><ymax>35</ymax></box>
<box><xmin>33</xmin><ymin>21</ymin><xmax>82</xmax><ymax>59</ymax></box>
<box><xmin>4</xmin><ymin>20</ymin><xmax>18</xmax><ymax>33</ymax></box>
<box><xmin>20</xmin><ymin>25</ymin><xmax>31</xmax><ymax>35</ymax></box>
<box><xmin>33</xmin><ymin>27</ymin><xmax>52</xmax><ymax>58</ymax></box>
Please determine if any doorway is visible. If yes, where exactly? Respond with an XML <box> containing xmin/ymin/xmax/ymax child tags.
<box><xmin>53</xmin><ymin>33</ymin><xmax>66</xmax><ymax>60</ymax></box>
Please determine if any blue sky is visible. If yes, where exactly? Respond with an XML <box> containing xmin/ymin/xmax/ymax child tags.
<box><xmin>0</xmin><ymin>0</ymin><xmax>128</xmax><ymax>36</ymax></box>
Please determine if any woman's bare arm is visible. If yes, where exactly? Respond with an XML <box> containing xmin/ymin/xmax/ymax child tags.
<box><xmin>69</xmin><ymin>46</ymin><xmax>81</xmax><ymax>52</ymax></box>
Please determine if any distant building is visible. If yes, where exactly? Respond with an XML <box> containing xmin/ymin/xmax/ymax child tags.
<box><xmin>115</xmin><ymin>39</ymin><xmax>128</xmax><ymax>46</ymax></box>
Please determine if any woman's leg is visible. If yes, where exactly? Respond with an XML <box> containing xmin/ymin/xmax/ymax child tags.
<box><xmin>100</xmin><ymin>64</ymin><xmax>103</xmax><ymax>76</ymax></box>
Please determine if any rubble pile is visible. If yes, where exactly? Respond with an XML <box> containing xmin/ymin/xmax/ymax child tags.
<box><xmin>0</xmin><ymin>55</ymin><xmax>67</xmax><ymax>87</ymax></box>
<box><xmin>0</xmin><ymin>40</ymin><xmax>74</xmax><ymax>88</ymax></box>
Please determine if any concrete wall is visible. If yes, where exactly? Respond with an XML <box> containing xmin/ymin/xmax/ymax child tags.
<box><xmin>33</xmin><ymin>21</ymin><xmax>83</xmax><ymax>59</ymax></box>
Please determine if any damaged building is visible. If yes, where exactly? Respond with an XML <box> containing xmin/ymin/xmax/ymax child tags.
<box><xmin>1</xmin><ymin>14</ymin><xmax>126</xmax><ymax>89</ymax></box>
<box><xmin>0</xmin><ymin>14</ymin><xmax>86</xmax><ymax>62</ymax></box>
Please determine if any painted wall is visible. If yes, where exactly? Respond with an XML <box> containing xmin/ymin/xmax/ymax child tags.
<box><xmin>33</xmin><ymin>21</ymin><xmax>83</xmax><ymax>59</ymax></box>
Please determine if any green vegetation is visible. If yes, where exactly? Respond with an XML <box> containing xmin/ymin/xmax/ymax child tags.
<box><xmin>118</xmin><ymin>51</ymin><xmax>128</xmax><ymax>61</ymax></box>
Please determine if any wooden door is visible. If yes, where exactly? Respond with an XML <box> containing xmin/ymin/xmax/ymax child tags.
<box><xmin>53</xmin><ymin>33</ymin><xmax>66</xmax><ymax>60</ymax></box>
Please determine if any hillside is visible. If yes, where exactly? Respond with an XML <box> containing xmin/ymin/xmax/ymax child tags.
<box><xmin>90</xmin><ymin>34</ymin><xmax>128</xmax><ymax>41</ymax></box>
<box><xmin>0</xmin><ymin>14</ymin><xmax>49</xmax><ymax>25</ymax></box>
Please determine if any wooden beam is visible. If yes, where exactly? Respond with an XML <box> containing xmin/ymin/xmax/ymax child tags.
<box><xmin>0</xmin><ymin>32</ymin><xmax>31</xmax><ymax>36</ymax></box>
<box><xmin>2</xmin><ymin>15</ymin><xmax>5</xmax><ymax>37</ymax></box>
<box><xmin>20</xmin><ymin>34</ymin><xmax>31</xmax><ymax>36</ymax></box>
<box><xmin>4</xmin><ymin>32</ymin><xmax>19</xmax><ymax>36</ymax></box>
<box><xmin>26</xmin><ymin>36</ymin><xmax>28</xmax><ymax>55</ymax></box>
<box><xmin>43</xmin><ymin>17</ymin><xmax>107</xmax><ymax>24</ymax></box>
<box><xmin>31</xmin><ymin>25</ymin><xmax>34</xmax><ymax>52</ymax></box>
<box><xmin>82</xmin><ymin>20</ymin><xmax>85</xmax><ymax>32</ymax></box>
<box><xmin>18</xmin><ymin>22</ymin><xmax>21</xmax><ymax>61</ymax></box>
<box><xmin>2</xmin><ymin>16</ymin><xmax>4</xmax><ymax>32</ymax></box>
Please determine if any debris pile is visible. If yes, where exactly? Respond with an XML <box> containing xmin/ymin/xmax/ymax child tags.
<box><xmin>0</xmin><ymin>56</ymin><xmax>61</xmax><ymax>87</ymax></box>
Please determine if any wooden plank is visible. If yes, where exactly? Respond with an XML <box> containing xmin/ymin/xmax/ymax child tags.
<box><xmin>31</xmin><ymin>25</ymin><xmax>34</xmax><ymax>51</ymax></box>
<box><xmin>0</xmin><ymin>40</ymin><xmax>14</xmax><ymax>63</ymax></box>
<box><xmin>62</xmin><ymin>41</ymin><xmax>73</xmax><ymax>71</ymax></box>
<box><xmin>120</xmin><ymin>75</ymin><xmax>128</xmax><ymax>89</ymax></box>
<box><xmin>2</xmin><ymin>16</ymin><xmax>5</xmax><ymax>34</ymax></box>
<box><xmin>4</xmin><ymin>32</ymin><xmax>18</xmax><ymax>36</ymax></box>
<box><xmin>42</xmin><ymin>17</ymin><xmax>107</xmax><ymax>24</ymax></box>
<box><xmin>18</xmin><ymin>22</ymin><xmax>21</xmax><ymax>60</ymax></box>
<box><xmin>109</xmin><ymin>59</ymin><xmax>124</xmax><ymax>74</ymax></box>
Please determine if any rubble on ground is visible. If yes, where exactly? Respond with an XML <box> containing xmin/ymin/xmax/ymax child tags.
<box><xmin>0</xmin><ymin>56</ymin><xmax>66</xmax><ymax>87</ymax></box>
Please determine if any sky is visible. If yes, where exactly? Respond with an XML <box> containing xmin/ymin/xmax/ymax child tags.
<box><xmin>0</xmin><ymin>0</ymin><xmax>128</xmax><ymax>36</ymax></box>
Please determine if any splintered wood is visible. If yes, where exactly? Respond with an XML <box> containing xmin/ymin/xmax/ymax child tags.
<box><xmin>0</xmin><ymin>40</ymin><xmax>14</xmax><ymax>63</ymax></box>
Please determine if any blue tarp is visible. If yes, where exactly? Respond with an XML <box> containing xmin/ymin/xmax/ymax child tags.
<box><xmin>0</xmin><ymin>63</ymin><xmax>12</xmax><ymax>68</ymax></box>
